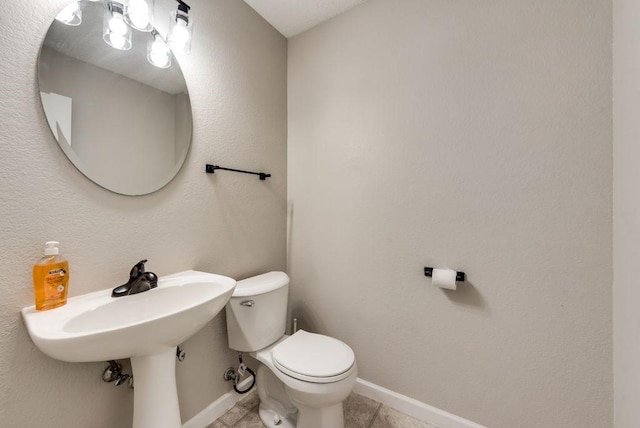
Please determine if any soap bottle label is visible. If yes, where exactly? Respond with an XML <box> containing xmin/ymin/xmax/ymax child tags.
<box><xmin>34</xmin><ymin>260</ymin><xmax>69</xmax><ymax>310</ymax></box>
<box><xmin>45</xmin><ymin>265</ymin><xmax>67</xmax><ymax>298</ymax></box>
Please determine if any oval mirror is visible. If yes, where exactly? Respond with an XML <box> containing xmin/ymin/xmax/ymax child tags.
<box><xmin>37</xmin><ymin>1</ymin><xmax>192</xmax><ymax>196</ymax></box>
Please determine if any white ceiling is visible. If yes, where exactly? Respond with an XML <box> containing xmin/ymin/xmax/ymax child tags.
<box><xmin>243</xmin><ymin>0</ymin><xmax>367</xmax><ymax>38</ymax></box>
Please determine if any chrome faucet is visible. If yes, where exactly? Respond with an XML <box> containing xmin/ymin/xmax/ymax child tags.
<box><xmin>111</xmin><ymin>259</ymin><xmax>158</xmax><ymax>298</ymax></box>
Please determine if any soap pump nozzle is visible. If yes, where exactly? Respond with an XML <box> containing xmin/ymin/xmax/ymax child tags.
<box><xmin>44</xmin><ymin>241</ymin><xmax>60</xmax><ymax>256</ymax></box>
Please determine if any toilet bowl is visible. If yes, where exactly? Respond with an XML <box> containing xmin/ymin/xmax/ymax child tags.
<box><xmin>225</xmin><ymin>272</ymin><xmax>357</xmax><ymax>428</ymax></box>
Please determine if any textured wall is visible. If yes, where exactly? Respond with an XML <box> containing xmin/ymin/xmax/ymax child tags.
<box><xmin>613</xmin><ymin>0</ymin><xmax>640</xmax><ymax>426</ymax></box>
<box><xmin>0</xmin><ymin>0</ymin><xmax>286</xmax><ymax>426</ymax></box>
<box><xmin>287</xmin><ymin>0</ymin><xmax>612</xmax><ymax>427</ymax></box>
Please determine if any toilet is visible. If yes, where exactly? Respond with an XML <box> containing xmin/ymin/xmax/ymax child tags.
<box><xmin>225</xmin><ymin>272</ymin><xmax>357</xmax><ymax>428</ymax></box>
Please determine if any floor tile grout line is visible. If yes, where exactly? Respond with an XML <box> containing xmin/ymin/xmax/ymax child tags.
<box><xmin>218</xmin><ymin>404</ymin><xmax>249</xmax><ymax>428</ymax></box>
<box><xmin>366</xmin><ymin>402</ymin><xmax>383</xmax><ymax>428</ymax></box>
<box><xmin>231</xmin><ymin>404</ymin><xmax>262</xmax><ymax>427</ymax></box>
<box><xmin>212</xmin><ymin>418</ymin><xmax>231</xmax><ymax>428</ymax></box>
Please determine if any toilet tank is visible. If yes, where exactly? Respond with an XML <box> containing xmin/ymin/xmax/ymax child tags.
<box><xmin>226</xmin><ymin>271</ymin><xmax>290</xmax><ymax>352</ymax></box>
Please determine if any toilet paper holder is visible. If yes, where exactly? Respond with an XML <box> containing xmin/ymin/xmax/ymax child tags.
<box><xmin>424</xmin><ymin>267</ymin><xmax>465</xmax><ymax>282</ymax></box>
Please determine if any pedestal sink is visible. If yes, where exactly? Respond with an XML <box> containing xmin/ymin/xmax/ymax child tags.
<box><xmin>21</xmin><ymin>270</ymin><xmax>236</xmax><ymax>428</ymax></box>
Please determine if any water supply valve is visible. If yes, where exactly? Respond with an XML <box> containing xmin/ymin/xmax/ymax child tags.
<box><xmin>223</xmin><ymin>367</ymin><xmax>239</xmax><ymax>384</ymax></box>
<box><xmin>102</xmin><ymin>360</ymin><xmax>133</xmax><ymax>388</ymax></box>
<box><xmin>223</xmin><ymin>352</ymin><xmax>256</xmax><ymax>394</ymax></box>
<box><xmin>102</xmin><ymin>360</ymin><xmax>122</xmax><ymax>383</ymax></box>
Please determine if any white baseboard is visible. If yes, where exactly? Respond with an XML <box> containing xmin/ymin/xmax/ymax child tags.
<box><xmin>182</xmin><ymin>377</ymin><xmax>254</xmax><ymax>428</ymax></box>
<box><xmin>183</xmin><ymin>377</ymin><xmax>485</xmax><ymax>428</ymax></box>
<box><xmin>354</xmin><ymin>378</ymin><xmax>485</xmax><ymax>428</ymax></box>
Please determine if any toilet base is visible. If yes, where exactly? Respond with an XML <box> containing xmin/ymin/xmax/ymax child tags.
<box><xmin>256</xmin><ymin>364</ymin><xmax>298</xmax><ymax>427</ymax></box>
<box><xmin>290</xmin><ymin>401</ymin><xmax>344</xmax><ymax>428</ymax></box>
<box><xmin>253</xmin><ymin>358</ymin><xmax>356</xmax><ymax>428</ymax></box>
<box><xmin>258</xmin><ymin>403</ymin><xmax>297</xmax><ymax>428</ymax></box>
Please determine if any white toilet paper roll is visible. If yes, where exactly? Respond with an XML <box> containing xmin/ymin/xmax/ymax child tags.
<box><xmin>432</xmin><ymin>268</ymin><xmax>457</xmax><ymax>290</ymax></box>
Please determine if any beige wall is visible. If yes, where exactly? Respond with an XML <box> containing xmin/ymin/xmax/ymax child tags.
<box><xmin>0</xmin><ymin>0</ymin><xmax>286</xmax><ymax>426</ymax></box>
<box><xmin>287</xmin><ymin>0</ymin><xmax>612</xmax><ymax>427</ymax></box>
<box><xmin>613</xmin><ymin>0</ymin><xmax>640</xmax><ymax>426</ymax></box>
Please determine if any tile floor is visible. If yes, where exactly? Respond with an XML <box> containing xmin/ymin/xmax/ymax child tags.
<box><xmin>208</xmin><ymin>390</ymin><xmax>438</xmax><ymax>428</ymax></box>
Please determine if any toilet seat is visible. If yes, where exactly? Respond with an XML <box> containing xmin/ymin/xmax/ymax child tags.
<box><xmin>271</xmin><ymin>330</ymin><xmax>355</xmax><ymax>384</ymax></box>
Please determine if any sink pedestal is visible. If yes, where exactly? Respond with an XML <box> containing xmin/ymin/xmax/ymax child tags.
<box><xmin>131</xmin><ymin>348</ymin><xmax>181</xmax><ymax>428</ymax></box>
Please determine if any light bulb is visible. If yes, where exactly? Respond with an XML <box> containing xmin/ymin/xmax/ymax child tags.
<box><xmin>108</xmin><ymin>33</ymin><xmax>127</xmax><ymax>50</ymax></box>
<box><xmin>149</xmin><ymin>50</ymin><xmax>170</xmax><ymax>68</ymax></box>
<box><xmin>151</xmin><ymin>40</ymin><xmax>169</xmax><ymax>57</ymax></box>
<box><xmin>126</xmin><ymin>0</ymin><xmax>154</xmax><ymax>31</ymax></box>
<box><xmin>172</xmin><ymin>21</ymin><xmax>190</xmax><ymax>45</ymax></box>
<box><xmin>56</xmin><ymin>2</ymin><xmax>82</xmax><ymax>26</ymax></box>
<box><xmin>129</xmin><ymin>0</ymin><xmax>149</xmax><ymax>14</ymax></box>
<box><xmin>148</xmin><ymin>36</ymin><xmax>171</xmax><ymax>68</ymax></box>
<box><xmin>167</xmin><ymin>8</ymin><xmax>193</xmax><ymax>55</ymax></box>
<box><xmin>56</xmin><ymin>3</ymin><xmax>78</xmax><ymax>22</ymax></box>
<box><xmin>103</xmin><ymin>2</ymin><xmax>131</xmax><ymax>50</ymax></box>
<box><xmin>109</xmin><ymin>14</ymin><xmax>128</xmax><ymax>35</ymax></box>
<box><xmin>128</xmin><ymin>12</ymin><xmax>149</xmax><ymax>30</ymax></box>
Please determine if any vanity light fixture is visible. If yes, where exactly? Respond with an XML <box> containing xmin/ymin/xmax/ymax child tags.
<box><xmin>103</xmin><ymin>2</ymin><xmax>132</xmax><ymax>50</ymax></box>
<box><xmin>124</xmin><ymin>0</ymin><xmax>154</xmax><ymax>32</ymax></box>
<box><xmin>167</xmin><ymin>0</ymin><xmax>193</xmax><ymax>55</ymax></box>
<box><xmin>55</xmin><ymin>1</ymin><xmax>82</xmax><ymax>26</ymax></box>
<box><xmin>147</xmin><ymin>29</ymin><xmax>171</xmax><ymax>68</ymax></box>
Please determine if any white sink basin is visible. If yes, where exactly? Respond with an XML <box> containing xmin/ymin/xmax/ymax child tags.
<box><xmin>22</xmin><ymin>270</ymin><xmax>236</xmax><ymax>362</ymax></box>
<box><xmin>22</xmin><ymin>270</ymin><xmax>236</xmax><ymax>428</ymax></box>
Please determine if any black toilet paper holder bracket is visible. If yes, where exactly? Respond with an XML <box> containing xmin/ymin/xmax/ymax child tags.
<box><xmin>424</xmin><ymin>267</ymin><xmax>465</xmax><ymax>282</ymax></box>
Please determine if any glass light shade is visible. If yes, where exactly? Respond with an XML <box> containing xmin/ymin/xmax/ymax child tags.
<box><xmin>124</xmin><ymin>0</ymin><xmax>154</xmax><ymax>32</ymax></box>
<box><xmin>103</xmin><ymin>2</ymin><xmax>132</xmax><ymax>50</ymax></box>
<box><xmin>56</xmin><ymin>2</ymin><xmax>82</xmax><ymax>26</ymax></box>
<box><xmin>147</xmin><ymin>32</ymin><xmax>171</xmax><ymax>69</ymax></box>
<box><xmin>167</xmin><ymin>10</ymin><xmax>192</xmax><ymax>55</ymax></box>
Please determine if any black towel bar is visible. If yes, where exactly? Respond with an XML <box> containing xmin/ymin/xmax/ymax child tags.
<box><xmin>205</xmin><ymin>164</ymin><xmax>271</xmax><ymax>180</ymax></box>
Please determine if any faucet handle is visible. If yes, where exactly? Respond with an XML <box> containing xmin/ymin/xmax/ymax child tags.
<box><xmin>129</xmin><ymin>259</ymin><xmax>148</xmax><ymax>279</ymax></box>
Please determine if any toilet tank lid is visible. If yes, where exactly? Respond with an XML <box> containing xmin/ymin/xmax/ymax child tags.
<box><xmin>232</xmin><ymin>271</ymin><xmax>290</xmax><ymax>297</ymax></box>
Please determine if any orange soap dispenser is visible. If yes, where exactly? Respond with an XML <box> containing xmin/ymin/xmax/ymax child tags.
<box><xmin>33</xmin><ymin>241</ymin><xmax>69</xmax><ymax>311</ymax></box>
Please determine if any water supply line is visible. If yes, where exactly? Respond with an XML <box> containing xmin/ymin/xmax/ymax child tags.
<box><xmin>224</xmin><ymin>352</ymin><xmax>256</xmax><ymax>394</ymax></box>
